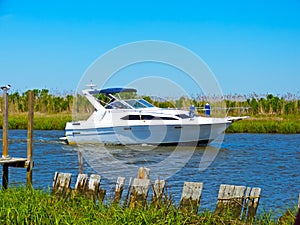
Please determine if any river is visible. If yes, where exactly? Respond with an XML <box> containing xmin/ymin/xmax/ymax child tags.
<box><xmin>1</xmin><ymin>130</ymin><xmax>300</xmax><ymax>216</ymax></box>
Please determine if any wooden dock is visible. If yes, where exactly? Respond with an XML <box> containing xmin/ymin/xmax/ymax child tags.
<box><xmin>1</xmin><ymin>89</ymin><xmax>34</xmax><ymax>189</ymax></box>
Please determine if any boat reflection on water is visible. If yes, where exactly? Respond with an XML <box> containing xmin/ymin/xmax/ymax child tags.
<box><xmin>76</xmin><ymin>143</ymin><xmax>222</xmax><ymax>182</ymax></box>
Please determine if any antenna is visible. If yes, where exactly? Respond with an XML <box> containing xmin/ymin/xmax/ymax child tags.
<box><xmin>86</xmin><ymin>80</ymin><xmax>96</xmax><ymax>89</ymax></box>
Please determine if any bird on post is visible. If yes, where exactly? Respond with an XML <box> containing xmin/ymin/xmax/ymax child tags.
<box><xmin>1</xmin><ymin>84</ymin><xmax>11</xmax><ymax>91</ymax></box>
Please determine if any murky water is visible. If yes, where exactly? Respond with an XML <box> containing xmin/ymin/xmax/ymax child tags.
<box><xmin>1</xmin><ymin>130</ymin><xmax>300</xmax><ymax>215</ymax></box>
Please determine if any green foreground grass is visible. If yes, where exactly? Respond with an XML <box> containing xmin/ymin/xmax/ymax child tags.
<box><xmin>0</xmin><ymin>187</ymin><xmax>297</xmax><ymax>225</ymax></box>
<box><xmin>1</xmin><ymin>113</ymin><xmax>300</xmax><ymax>134</ymax></box>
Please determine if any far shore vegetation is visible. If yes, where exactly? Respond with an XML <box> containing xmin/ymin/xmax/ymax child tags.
<box><xmin>0</xmin><ymin>89</ymin><xmax>300</xmax><ymax>133</ymax></box>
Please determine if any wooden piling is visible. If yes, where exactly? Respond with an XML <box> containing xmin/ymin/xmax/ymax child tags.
<box><xmin>52</xmin><ymin>172</ymin><xmax>72</xmax><ymax>197</ymax></box>
<box><xmin>137</xmin><ymin>167</ymin><xmax>150</xmax><ymax>179</ymax></box>
<box><xmin>74</xmin><ymin>173</ymin><xmax>88</xmax><ymax>195</ymax></box>
<box><xmin>2</xmin><ymin>91</ymin><xmax>9</xmax><ymax>158</ymax></box>
<box><xmin>2</xmin><ymin>165</ymin><xmax>8</xmax><ymax>189</ymax></box>
<box><xmin>78</xmin><ymin>151</ymin><xmax>83</xmax><ymax>174</ymax></box>
<box><xmin>129</xmin><ymin>178</ymin><xmax>151</xmax><ymax>208</ymax></box>
<box><xmin>98</xmin><ymin>188</ymin><xmax>106</xmax><ymax>203</ymax></box>
<box><xmin>230</xmin><ymin>185</ymin><xmax>246</xmax><ymax>218</ymax></box>
<box><xmin>242</xmin><ymin>187</ymin><xmax>251</xmax><ymax>220</ymax></box>
<box><xmin>123</xmin><ymin>177</ymin><xmax>133</xmax><ymax>208</ymax></box>
<box><xmin>26</xmin><ymin>91</ymin><xmax>34</xmax><ymax>187</ymax></box>
<box><xmin>179</xmin><ymin>182</ymin><xmax>203</xmax><ymax>214</ymax></box>
<box><xmin>86</xmin><ymin>174</ymin><xmax>102</xmax><ymax>202</ymax></box>
<box><xmin>215</xmin><ymin>184</ymin><xmax>235</xmax><ymax>215</ymax></box>
<box><xmin>114</xmin><ymin>177</ymin><xmax>125</xmax><ymax>203</ymax></box>
<box><xmin>215</xmin><ymin>184</ymin><xmax>246</xmax><ymax>219</ymax></box>
<box><xmin>246</xmin><ymin>187</ymin><xmax>261</xmax><ymax>224</ymax></box>
<box><xmin>2</xmin><ymin>91</ymin><xmax>9</xmax><ymax>189</ymax></box>
<box><xmin>151</xmin><ymin>179</ymin><xmax>166</xmax><ymax>206</ymax></box>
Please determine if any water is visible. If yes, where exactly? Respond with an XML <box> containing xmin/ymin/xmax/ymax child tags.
<box><xmin>1</xmin><ymin>130</ymin><xmax>300</xmax><ymax>216</ymax></box>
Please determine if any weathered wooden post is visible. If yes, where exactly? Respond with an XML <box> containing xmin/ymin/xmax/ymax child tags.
<box><xmin>26</xmin><ymin>91</ymin><xmax>34</xmax><ymax>187</ymax></box>
<box><xmin>78</xmin><ymin>151</ymin><xmax>83</xmax><ymax>174</ymax></box>
<box><xmin>179</xmin><ymin>182</ymin><xmax>203</xmax><ymax>214</ymax></box>
<box><xmin>86</xmin><ymin>174</ymin><xmax>100</xmax><ymax>201</ymax></box>
<box><xmin>246</xmin><ymin>187</ymin><xmax>261</xmax><ymax>224</ymax></box>
<box><xmin>242</xmin><ymin>187</ymin><xmax>251</xmax><ymax>220</ymax></box>
<box><xmin>215</xmin><ymin>184</ymin><xmax>235</xmax><ymax>215</ymax></box>
<box><xmin>129</xmin><ymin>178</ymin><xmax>151</xmax><ymax>208</ymax></box>
<box><xmin>137</xmin><ymin>167</ymin><xmax>150</xmax><ymax>179</ymax></box>
<box><xmin>114</xmin><ymin>177</ymin><xmax>125</xmax><ymax>204</ymax></box>
<box><xmin>215</xmin><ymin>184</ymin><xmax>246</xmax><ymax>218</ymax></box>
<box><xmin>231</xmin><ymin>185</ymin><xmax>247</xmax><ymax>218</ymax></box>
<box><xmin>122</xmin><ymin>177</ymin><xmax>133</xmax><ymax>208</ymax></box>
<box><xmin>2</xmin><ymin>90</ymin><xmax>9</xmax><ymax>189</ymax></box>
<box><xmin>52</xmin><ymin>172</ymin><xmax>72</xmax><ymax>197</ymax></box>
<box><xmin>73</xmin><ymin>173</ymin><xmax>88</xmax><ymax>196</ymax></box>
<box><xmin>151</xmin><ymin>179</ymin><xmax>166</xmax><ymax>206</ymax></box>
<box><xmin>2</xmin><ymin>90</ymin><xmax>9</xmax><ymax>158</ymax></box>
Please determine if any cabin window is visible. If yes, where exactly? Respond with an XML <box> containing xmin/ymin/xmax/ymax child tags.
<box><xmin>121</xmin><ymin>115</ymin><xmax>178</xmax><ymax>120</ymax></box>
<box><xmin>176</xmin><ymin>114</ymin><xmax>190</xmax><ymax>119</ymax></box>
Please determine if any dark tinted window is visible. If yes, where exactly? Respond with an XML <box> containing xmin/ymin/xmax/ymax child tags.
<box><xmin>121</xmin><ymin>115</ymin><xmax>178</xmax><ymax>120</ymax></box>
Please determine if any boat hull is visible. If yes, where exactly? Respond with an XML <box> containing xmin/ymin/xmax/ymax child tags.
<box><xmin>65</xmin><ymin>122</ymin><xmax>231</xmax><ymax>146</ymax></box>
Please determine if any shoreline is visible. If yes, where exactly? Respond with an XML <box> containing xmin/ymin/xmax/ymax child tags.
<box><xmin>0</xmin><ymin>113</ymin><xmax>300</xmax><ymax>134</ymax></box>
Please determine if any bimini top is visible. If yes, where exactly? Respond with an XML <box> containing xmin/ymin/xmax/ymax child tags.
<box><xmin>87</xmin><ymin>88</ymin><xmax>137</xmax><ymax>95</ymax></box>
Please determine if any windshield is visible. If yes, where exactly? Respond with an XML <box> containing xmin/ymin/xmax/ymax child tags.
<box><xmin>105</xmin><ymin>101</ymin><xmax>131</xmax><ymax>109</ymax></box>
<box><xmin>105</xmin><ymin>99</ymin><xmax>155</xmax><ymax>109</ymax></box>
<box><xmin>125</xmin><ymin>99</ymin><xmax>155</xmax><ymax>109</ymax></box>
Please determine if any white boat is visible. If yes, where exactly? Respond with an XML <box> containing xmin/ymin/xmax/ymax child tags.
<box><xmin>61</xmin><ymin>85</ymin><xmax>248</xmax><ymax>145</ymax></box>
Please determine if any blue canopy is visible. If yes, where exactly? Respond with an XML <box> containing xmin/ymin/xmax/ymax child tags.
<box><xmin>88</xmin><ymin>88</ymin><xmax>137</xmax><ymax>95</ymax></box>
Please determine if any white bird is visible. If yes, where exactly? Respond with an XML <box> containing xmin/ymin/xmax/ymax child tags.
<box><xmin>1</xmin><ymin>84</ymin><xmax>11</xmax><ymax>91</ymax></box>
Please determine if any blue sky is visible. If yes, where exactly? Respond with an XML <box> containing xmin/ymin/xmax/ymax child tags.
<box><xmin>1</xmin><ymin>0</ymin><xmax>300</xmax><ymax>96</ymax></box>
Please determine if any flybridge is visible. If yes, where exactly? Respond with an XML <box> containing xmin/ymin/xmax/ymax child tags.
<box><xmin>87</xmin><ymin>88</ymin><xmax>137</xmax><ymax>95</ymax></box>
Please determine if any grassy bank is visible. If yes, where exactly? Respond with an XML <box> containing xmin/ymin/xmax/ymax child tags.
<box><xmin>1</xmin><ymin>113</ymin><xmax>300</xmax><ymax>134</ymax></box>
<box><xmin>0</xmin><ymin>113</ymin><xmax>71</xmax><ymax>130</ymax></box>
<box><xmin>226</xmin><ymin>115</ymin><xmax>300</xmax><ymax>134</ymax></box>
<box><xmin>0</xmin><ymin>187</ymin><xmax>297</xmax><ymax>224</ymax></box>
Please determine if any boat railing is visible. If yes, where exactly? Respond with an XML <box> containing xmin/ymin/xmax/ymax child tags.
<box><xmin>194</xmin><ymin>106</ymin><xmax>251</xmax><ymax>117</ymax></box>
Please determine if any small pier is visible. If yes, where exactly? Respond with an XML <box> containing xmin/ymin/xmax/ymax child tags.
<box><xmin>1</xmin><ymin>89</ymin><xmax>34</xmax><ymax>189</ymax></box>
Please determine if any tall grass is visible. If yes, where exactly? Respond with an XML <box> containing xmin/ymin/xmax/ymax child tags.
<box><xmin>1</xmin><ymin>90</ymin><xmax>300</xmax><ymax>116</ymax></box>
<box><xmin>0</xmin><ymin>187</ymin><xmax>296</xmax><ymax>224</ymax></box>
<box><xmin>0</xmin><ymin>113</ymin><xmax>71</xmax><ymax>130</ymax></box>
<box><xmin>226</xmin><ymin>115</ymin><xmax>300</xmax><ymax>134</ymax></box>
<box><xmin>1</xmin><ymin>89</ymin><xmax>300</xmax><ymax>133</ymax></box>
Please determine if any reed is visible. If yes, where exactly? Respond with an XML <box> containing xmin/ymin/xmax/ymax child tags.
<box><xmin>0</xmin><ymin>113</ymin><xmax>72</xmax><ymax>130</ymax></box>
<box><xmin>226</xmin><ymin>115</ymin><xmax>300</xmax><ymax>134</ymax></box>
<box><xmin>1</xmin><ymin>113</ymin><xmax>300</xmax><ymax>134</ymax></box>
<box><xmin>1</xmin><ymin>89</ymin><xmax>300</xmax><ymax>133</ymax></box>
<box><xmin>0</xmin><ymin>186</ymin><xmax>296</xmax><ymax>224</ymax></box>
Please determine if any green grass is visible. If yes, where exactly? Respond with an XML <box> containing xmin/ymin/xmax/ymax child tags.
<box><xmin>226</xmin><ymin>115</ymin><xmax>300</xmax><ymax>134</ymax></box>
<box><xmin>0</xmin><ymin>113</ymin><xmax>72</xmax><ymax>130</ymax></box>
<box><xmin>0</xmin><ymin>187</ymin><xmax>297</xmax><ymax>224</ymax></box>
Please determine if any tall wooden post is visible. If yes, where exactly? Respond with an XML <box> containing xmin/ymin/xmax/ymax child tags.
<box><xmin>78</xmin><ymin>151</ymin><xmax>83</xmax><ymax>174</ymax></box>
<box><xmin>26</xmin><ymin>91</ymin><xmax>34</xmax><ymax>186</ymax></box>
<box><xmin>2</xmin><ymin>91</ymin><xmax>9</xmax><ymax>189</ymax></box>
<box><xmin>2</xmin><ymin>91</ymin><xmax>9</xmax><ymax>158</ymax></box>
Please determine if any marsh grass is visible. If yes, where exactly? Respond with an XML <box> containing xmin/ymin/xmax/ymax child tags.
<box><xmin>1</xmin><ymin>90</ymin><xmax>300</xmax><ymax>133</ymax></box>
<box><xmin>226</xmin><ymin>115</ymin><xmax>300</xmax><ymax>134</ymax></box>
<box><xmin>0</xmin><ymin>113</ymin><xmax>72</xmax><ymax>130</ymax></box>
<box><xmin>1</xmin><ymin>113</ymin><xmax>299</xmax><ymax>134</ymax></box>
<box><xmin>0</xmin><ymin>187</ymin><xmax>296</xmax><ymax>224</ymax></box>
